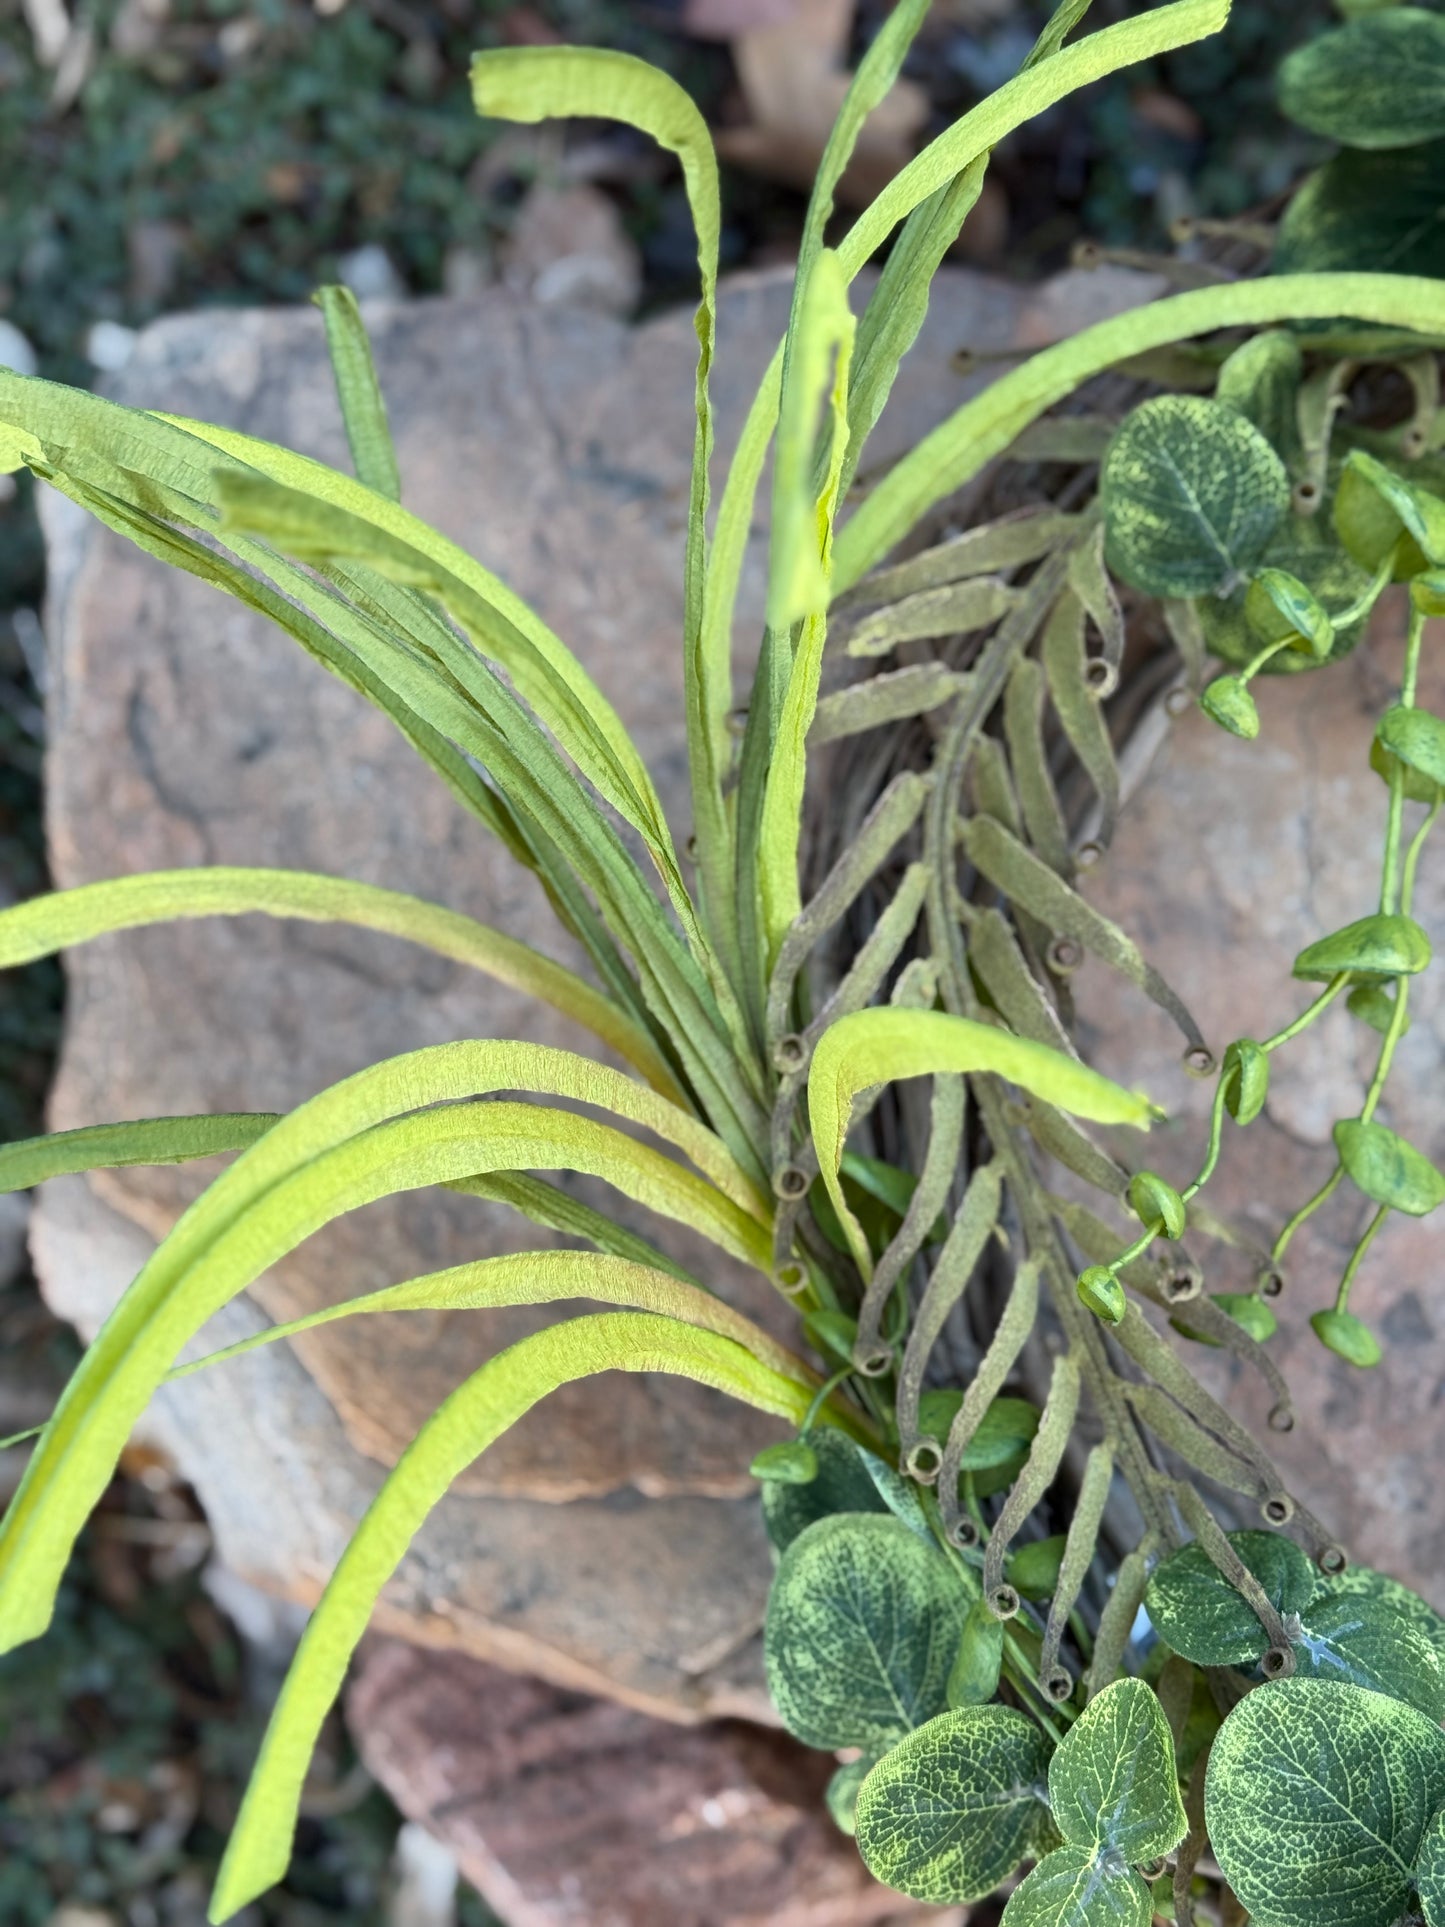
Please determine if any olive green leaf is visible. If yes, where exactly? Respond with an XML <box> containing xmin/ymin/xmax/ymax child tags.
<box><xmin>1077</xmin><ymin>1268</ymin><xmax>1127</xmax><ymax>1326</ymax></box>
<box><xmin>1289</xmin><ymin>1595</ymin><xmax>1445</xmax><ymax>1720</ymax></box>
<box><xmin>1416</xmin><ymin>1804</ymin><xmax>1445</xmax><ymax>1927</ymax></box>
<box><xmin>1206</xmin><ymin>1678</ymin><xmax>1445</xmax><ymax>1927</ymax></box>
<box><xmin>1215</xmin><ymin>330</ymin><xmax>1304</xmax><ymax>461</ymax></box>
<box><xmin>1293</xmin><ymin>912</ymin><xmax>1432</xmax><ymax>981</ymax></box>
<box><xmin>1312</xmin><ymin>1307</ymin><xmax>1385</xmax><ymax>1368</ymax></box>
<box><xmin>1320</xmin><ymin>1562</ymin><xmax>1445</xmax><ymax>1655</ymax></box>
<box><xmin>1416</xmin><ymin>567</ymin><xmax>1445</xmax><ymax>616</ymax></box>
<box><xmin>826</xmin><ymin>1757</ymin><xmax>875</xmax><ymax>1837</ymax></box>
<box><xmin>1200</xmin><ymin>675</ymin><xmax>1260</xmax><ymax>739</ymax></box>
<box><xmin>1377</xmin><ymin>705</ymin><xmax>1445</xmax><ymax>790</ymax></box>
<box><xmin>1245</xmin><ymin>570</ymin><xmax>1334</xmax><ymax>661</ymax></box>
<box><xmin>1223</xmin><ymin>1040</ymin><xmax>1270</xmax><ymax>1126</ymax></box>
<box><xmin>1212</xmin><ymin>1292</ymin><xmax>1278</xmax><ymax>1343</ymax></box>
<box><xmin>761</xmin><ymin>1425</ymin><xmax>890</xmax><ymax>1552</ymax></box>
<box><xmin>1048</xmin><ymin>1677</ymin><xmax>1187</xmax><ymax>1864</ymax></box>
<box><xmin>1000</xmin><ymin>1845</ymin><xmax>1151</xmax><ymax>1927</ymax></box>
<box><xmin>0</xmin><ymin>1114</ymin><xmax>277</xmax><ymax>1194</ymax></box>
<box><xmin>751</xmin><ymin>1442</ymin><xmax>820</xmax><ymax>1484</ymax></box>
<box><xmin>1279</xmin><ymin>11</ymin><xmax>1445</xmax><ymax>150</ymax></box>
<box><xmin>764</xmin><ymin>1514</ymin><xmax>967</xmax><ymax>1751</ymax></box>
<box><xmin>1008</xmin><ymin>1535</ymin><xmax>1070</xmax><ymax>1602</ymax></box>
<box><xmin>1348</xmin><ymin>983</ymin><xmax>1408</xmax><ymax>1034</ymax></box>
<box><xmin>1334</xmin><ymin>449</ymin><xmax>1445</xmax><ymax>577</ymax></box>
<box><xmin>311</xmin><ymin>285</ymin><xmax>401</xmax><ymax>502</ymax></box>
<box><xmin>857</xmin><ymin>1447</ymin><xmax>936</xmax><ymax>1545</ymax></box>
<box><xmin>948</xmin><ymin>1598</ymin><xmax>1006</xmax><ymax>1708</ymax></box>
<box><xmin>1101</xmin><ymin>395</ymin><xmax>1290</xmax><ymax>598</ymax></box>
<box><xmin>854</xmin><ymin>1706</ymin><xmax>1053</xmax><ymax>1903</ymax></box>
<box><xmin>1335</xmin><ymin>1118</ymin><xmax>1445</xmax><ymax>1215</ymax></box>
<box><xmin>1145</xmin><ymin>1530</ymin><xmax>1318</xmax><ymax>1667</ymax></box>
<box><xmin>210</xmin><ymin>1311</ymin><xmax>814</xmax><ymax>1919</ymax></box>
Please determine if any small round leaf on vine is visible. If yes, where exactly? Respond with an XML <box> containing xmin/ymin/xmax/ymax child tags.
<box><xmin>1292</xmin><ymin>912</ymin><xmax>1432</xmax><ymax>982</ymax></box>
<box><xmin>1311</xmin><ymin>1307</ymin><xmax>1385</xmax><ymax>1369</ymax></box>
<box><xmin>1278</xmin><ymin>9</ymin><xmax>1445</xmax><ymax>151</ymax></box>
<box><xmin>1200</xmin><ymin>675</ymin><xmax>1260</xmax><ymax>739</ymax></box>
<box><xmin>1007</xmin><ymin>1535</ymin><xmax>1069</xmax><ymax>1603</ymax></box>
<box><xmin>1213</xmin><ymin>1291</ymin><xmax>1278</xmax><ymax>1343</ymax></box>
<box><xmin>1375</xmin><ymin>704</ymin><xmax>1445</xmax><ymax>793</ymax></box>
<box><xmin>761</xmin><ymin>1426</ymin><xmax>889</xmax><ymax>1553</ymax></box>
<box><xmin>1415</xmin><ymin>569</ymin><xmax>1445</xmax><ymax>619</ymax></box>
<box><xmin>1206</xmin><ymin>1679</ymin><xmax>1445</xmax><ymax>1927</ymax></box>
<box><xmin>1335</xmin><ymin>1117</ymin><xmax>1445</xmax><ymax>1216</ymax></box>
<box><xmin>853</xmin><ymin>1706</ymin><xmax>1053</xmax><ymax>1905</ymax></box>
<box><xmin>947</xmin><ymin>1597</ymin><xmax>1006</xmax><ymax>1709</ymax></box>
<box><xmin>1077</xmin><ymin>1266</ymin><xmax>1126</xmax><ymax>1326</ymax></box>
<box><xmin>1334</xmin><ymin>450</ymin><xmax>1445</xmax><ymax>578</ymax></box>
<box><xmin>1245</xmin><ymin>568</ymin><xmax>1335</xmax><ymax>661</ymax></box>
<box><xmin>1127</xmin><ymin>1170</ymin><xmax>1186</xmax><ymax>1240</ymax></box>
<box><xmin>1101</xmin><ymin>395</ymin><xmax>1291</xmax><ymax>598</ymax></box>
<box><xmin>1349</xmin><ymin>981</ymin><xmax>1407</xmax><ymax>1035</ymax></box>
<box><xmin>1223</xmin><ymin>1039</ymin><xmax>1270</xmax><ymax>1125</ymax></box>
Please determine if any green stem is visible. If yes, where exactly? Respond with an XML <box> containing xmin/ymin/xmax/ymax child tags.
<box><xmin>1262</xmin><ymin>973</ymin><xmax>1348</xmax><ymax>1053</ymax></box>
<box><xmin>1361</xmin><ymin>977</ymin><xmax>1410</xmax><ymax>1124</ymax></box>
<box><xmin>1402</xmin><ymin>792</ymin><xmax>1441</xmax><ymax>916</ymax></box>
<box><xmin>1239</xmin><ymin>636</ymin><xmax>1295</xmax><ymax>684</ymax></box>
<box><xmin>1182</xmin><ymin>1074</ymin><xmax>1233</xmax><ymax>1202</ymax></box>
<box><xmin>1330</xmin><ymin>548</ymin><xmax>1395</xmax><ymax>632</ymax></box>
<box><xmin>1379</xmin><ymin>603</ymin><xmax>1427</xmax><ymax>916</ymax></box>
<box><xmin>1336</xmin><ymin>1204</ymin><xmax>1389</xmax><ymax>1313</ymax></box>
<box><xmin>1273</xmin><ymin>1164</ymin><xmax>1344</xmax><ymax>1264</ymax></box>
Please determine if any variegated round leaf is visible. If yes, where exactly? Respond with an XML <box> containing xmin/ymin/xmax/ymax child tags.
<box><xmin>1145</xmin><ymin>1529</ymin><xmax>1318</xmax><ymax>1667</ymax></box>
<box><xmin>1049</xmin><ymin>1679</ymin><xmax>1186</xmax><ymax>1864</ymax></box>
<box><xmin>1000</xmin><ymin>1844</ymin><xmax>1152</xmax><ymax>1927</ymax></box>
<box><xmin>855</xmin><ymin>1706</ymin><xmax>1053</xmax><ymax>1903</ymax></box>
<box><xmin>1276</xmin><ymin>142</ymin><xmax>1445</xmax><ymax>279</ymax></box>
<box><xmin>1279</xmin><ymin>11</ymin><xmax>1445</xmax><ymax>150</ymax></box>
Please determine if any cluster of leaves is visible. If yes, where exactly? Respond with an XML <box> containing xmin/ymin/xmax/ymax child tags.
<box><xmin>1275</xmin><ymin>0</ymin><xmax>1445</xmax><ymax>282</ymax></box>
<box><xmin>0</xmin><ymin>1</ymin><xmax>1444</xmax><ymax>1924</ymax></box>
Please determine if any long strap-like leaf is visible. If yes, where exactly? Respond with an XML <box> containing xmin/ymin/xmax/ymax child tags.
<box><xmin>836</xmin><ymin>271</ymin><xmax>1445</xmax><ymax>588</ymax></box>
<box><xmin>808</xmin><ymin>1008</ymin><xmax>1155</xmax><ymax>1277</ymax></box>
<box><xmin>0</xmin><ymin>868</ymin><xmax>682</xmax><ymax>1101</ymax></box>
<box><xmin>209</xmin><ymin>1310</ymin><xmax>816</xmax><ymax>1919</ymax></box>
<box><xmin>311</xmin><ymin>286</ymin><xmax>401</xmax><ymax>502</ymax></box>
<box><xmin>0</xmin><ymin>1115</ymin><xmax>278</xmax><ymax>1193</ymax></box>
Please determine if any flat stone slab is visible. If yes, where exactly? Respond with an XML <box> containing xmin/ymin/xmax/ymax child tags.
<box><xmin>34</xmin><ymin>264</ymin><xmax>1158</xmax><ymax>1715</ymax></box>
<box><xmin>348</xmin><ymin>1636</ymin><xmax>965</xmax><ymax>1927</ymax></box>
<box><xmin>1077</xmin><ymin>600</ymin><xmax>1445</xmax><ymax>1601</ymax></box>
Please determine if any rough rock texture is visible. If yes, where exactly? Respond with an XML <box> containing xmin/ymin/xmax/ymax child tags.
<box><xmin>348</xmin><ymin>1637</ymin><xmax>965</xmax><ymax>1927</ymax></box>
<box><xmin>1077</xmin><ymin>599</ymin><xmax>1445</xmax><ymax>1600</ymax></box>
<box><xmin>34</xmin><ymin>264</ymin><xmax>1160</xmax><ymax>1716</ymax></box>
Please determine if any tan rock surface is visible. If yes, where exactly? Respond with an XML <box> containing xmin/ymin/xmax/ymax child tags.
<box><xmin>36</xmin><ymin>266</ymin><xmax>1159</xmax><ymax>1710</ymax></box>
<box><xmin>1077</xmin><ymin>600</ymin><xmax>1445</xmax><ymax>1600</ymax></box>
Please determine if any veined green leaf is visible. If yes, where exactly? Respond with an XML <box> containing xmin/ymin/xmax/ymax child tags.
<box><xmin>1145</xmin><ymin>1529</ymin><xmax>1318</xmax><ymax>1668</ymax></box>
<box><xmin>765</xmin><ymin>1513</ymin><xmax>967</xmax><ymax>1752</ymax></box>
<box><xmin>1321</xmin><ymin>1562</ymin><xmax>1445</xmax><ymax>1653</ymax></box>
<box><xmin>1048</xmin><ymin>1677</ymin><xmax>1187</xmax><ymax>1863</ymax></box>
<box><xmin>835</xmin><ymin>274</ymin><xmax>1445</xmax><ymax>590</ymax></box>
<box><xmin>1335</xmin><ymin>1116</ymin><xmax>1445</xmax><ymax>1216</ymax></box>
<box><xmin>169</xmin><ymin>1247</ymin><xmax>810</xmax><ymax>1387</ymax></box>
<box><xmin>1206</xmin><ymin>1679</ymin><xmax>1445</xmax><ymax>1927</ymax></box>
<box><xmin>0</xmin><ymin>1039</ymin><xmax>765</xmax><ymax>1652</ymax></box>
<box><xmin>211</xmin><ymin>1311</ymin><xmax>812</xmax><ymax>1919</ymax></box>
<box><xmin>1001</xmin><ymin>1845</ymin><xmax>1151</xmax><ymax>1927</ymax></box>
<box><xmin>1420</xmin><ymin>1808</ymin><xmax>1445</xmax><ymax>1927</ymax></box>
<box><xmin>761</xmin><ymin>1422</ymin><xmax>890</xmax><ymax>1552</ymax></box>
<box><xmin>1279</xmin><ymin>10</ymin><xmax>1445</xmax><ymax>150</ymax></box>
<box><xmin>0</xmin><ymin>867</ymin><xmax>684</xmax><ymax>1101</ymax></box>
<box><xmin>1276</xmin><ymin>141</ymin><xmax>1445</xmax><ymax>281</ymax></box>
<box><xmin>855</xmin><ymin>1707</ymin><xmax>1053</xmax><ymax>1904</ymax></box>
<box><xmin>311</xmin><ymin>285</ymin><xmax>400</xmax><ymax>502</ymax></box>
<box><xmin>808</xmin><ymin>1007</ymin><xmax>1153</xmax><ymax>1277</ymax></box>
<box><xmin>0</xmin><ymin>1115</ymin><xmax>277</xmax><ymax>1195</ymax></box>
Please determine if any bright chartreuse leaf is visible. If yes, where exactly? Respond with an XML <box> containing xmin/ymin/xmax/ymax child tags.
<box><xmin>1277</xmin><ymin>141</ymin><xmax>1445</xmax><ymax>279</ymax></box>
<box><xmin>854</xmin><ymin>1706</ymin><xmax>1053</xmax><ymax>1903</ymax></box>
<box><xmin>1048</xmin><ymin>1678</ymin><xmax>1186</xmax><ymax>1864</ymax></box>
<box><xmin>761</xmin><ymin>1425</ymin><xmax>889</xmax><ymax>1552</ymax></box>
<box><xmin>1334</xmin><ymin>448</ymin><xmax>1445</xmax><ymax>576</ymax></box>
<box><xmin>311</xmin><ymin>285</ymin><xmax>401</xmax><ymax>502</ymax></box>
<box><xmin>1206</xmin><ymin>1678</ymin><xmax>1445</xmax><ymax>1927</ymax></box>
<box><xmin>1335</xmin><ymin>1117</ymin><xmax>1445</xmax><ymax>1215</ymax></box>
<box><xmin>1145</xmin><ymin>1529</ymin><xmax>1318</xmax><ymax>1667</ymax></box>
<box><xmin>808</xmin><ymin>1007</ymin><xmax>1154</xmax><ymax>1277</ymax></box>
<box><xmin>1000</xmin><ymin>1845</ymin><xmax>1151</xmax><ymax>1927</ymax></box>
<box><xmin>1278</xmin><ymin>10</ymin><xmax>1445</xmax><ymax>149</ymax></box>
<box><xmin>764</xmin><ymin>1514</ymin><xmax>967</xmax><ymax>1751</ymax></box>
<box><xmin>0</xmin><ymin>1114</ymin><xmax>277</xmax><ymax>1194</ymax></box>
<box><xmin>1101</xmin><ymin>395</ymin><xmax>1290</xmax><ymax>598</ymax></box>
<box><xmin>1418</xmin><ymin>1805</ymin><xmax>1445</xmax><ymax>1927</ymax></box>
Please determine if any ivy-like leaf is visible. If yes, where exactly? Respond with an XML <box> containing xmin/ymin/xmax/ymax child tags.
<box><xmin>1277</xmin><ymin>141</ymin><xmax>1445</xmax><ymax>280</ymax></box>
<box><xmin>1101</xmin><ymin>395</ymin><xmax>1290</xmax><ymax>598</ymax></box>
<box><xmin>1377</xmin><ymin>705</ymin><xmax>1445</xmax><ymax>790</ymax></box>
<box><xmin>1048</xmin><ymin>1678</ymin><xmax>1186</xmax><ymax>1864</ymax></box>
<box><xmin>1334</xmin><ymin>449</ymin><xmax>1445</xmax><ymax>577</ymax></box>
<box><xmin>1145</xmin><ymin>1529</ymin><xmax>1318</xmax><ymax>1667</ymax></box>
<box><xmin>854</xmin><ymin>1706</ymin><xmax>1053</xmax><ymax>1904</ymax></box>
<box><xmin>762</xmin><ymin>1425</ymin><xmax>889</xmax><ymax>1552</ymax></box>
<box><xmin>1000</xmin><ymin>1845</ymin><xmax>1151</xmax><ymax>1927</ymax></box>
<box><xmin>1335</xmin><ymin>1117</ymin><xmax>1445</xmax><ymax>1216</ymax></box>
<box><xmin>1278</xmin><ymin>11</ymin><xmax>1445</xmax><ymax>151</ymax></box>
<box><xmin>1200</xmin><ymin>519</ymin><xmax>1372</xmax><ymax>675</ymax></box>
<box><xmin>1417</xmin><ymin>1805</ymin><xmax>1445</xmax><ymax>1927</ymax></box>
<box><xmin>1293</xmin><ymin>912</ymin><xmax>1432</xmax><ymax>982</ymax></box>
<box><xmin>1290</xmin><ymin>1594</ymin><xmax>1445</xmax><ymax>1720</ymax></box>
<box><xmin>764</xmin><ymin>1514</ymin><xmax>966</xmax><ymax>1751</ymax></box>
<box><xmin>1206</xmin><ymin>1679</ymin><xmax>1445</xmax><ymax>1927</ymax></box>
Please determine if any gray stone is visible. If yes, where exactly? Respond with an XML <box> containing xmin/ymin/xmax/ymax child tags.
<box><xmin>33</xmin><ymin>265</ymin><xmax>1159</xmax><ymax>1715</ymax></box>
<box><xmin>1076</xmin><ymin>595</ymin><xmax>1445</xmax><ymax>1602</ymax></box>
